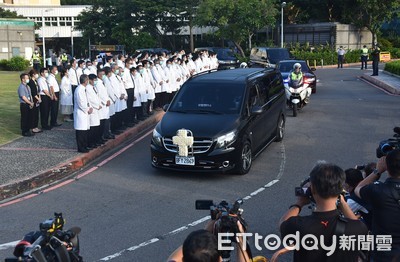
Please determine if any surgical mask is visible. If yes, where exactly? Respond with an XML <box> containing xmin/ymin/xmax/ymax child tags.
<box><xmin>100</xmin><ymin>65</ymin><xmax>104</xmax><ymax>69</ymax></box>
<box><xmin>44</xmin><ymin>73</ymin><xmax>49</xmax><ymax>78</ymax></box>
<box><xmin>167</xmin><ymin>64</ymin><xmax>171</xmax><ymax>68</ymax></box>
<box><xmin>25</xmin><ymin>79</ymin><xmax>30</xmax><ymax>84</ymax></box>
<box><xmin>34</xmin><ymin>74</ymin><xmax>39</xmax><ymax>79</ymax></box>
<box><xmin>129</xmin><ymin>65</ymin><xmax>134</xmax><ymax>69</ymax></box>
<box><xmin>115</xmin><ymin>69</ymin><xmax>119</xmax><ymax>75</ymax></box>
<box><xmin>146</xmin><ymin>64</ymin><xmax>150</xmax><ymax>68</ymax></box>
<box><xmin>120</xmin><ymin>72</ymin><xmax>124</xmax><ymax>77</ymax></box>
<box><xmin>94</xmin><ymin>80</ymin><xmax>98</xmax><ymax>86</ymax></box>
<box><xmin>102</xmin><ymin>75</ymin><xmax>106</xmax><ymax>81</ymax></box>
<box><xmin>139</xmin><ymin>69</ymin><xmax>144</xmax><ymax>74</ymax></box>
<box><xmin>54</xmin><ymin>71</ymin><xmax>58</xmax><ymax>75</ymax></box>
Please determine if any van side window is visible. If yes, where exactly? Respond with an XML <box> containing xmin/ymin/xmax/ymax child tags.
<box><xmin>267</xmin><ymin>72</ymin><xmax>282</xmax><ymax>98</ymax></box>
<box><xmin>258</xmin><ymin>76</ymin><xmax>271</xmax><ymax>105</ymax></box>
<box><xmin>246</xmin><ymin>84</ymin><xmax>261</xmax><ymax>115</ymax></box>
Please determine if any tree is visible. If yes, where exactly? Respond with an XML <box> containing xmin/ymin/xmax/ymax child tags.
<box><xmin>0</xmin><ymin>7</ymin><xmax>24</xmax><ymax>18</ymax></box>
<box><xmin>76</xmin><ymin>0</ymin><xmax>200</xmax><ymax>51</ymax></box>
<box><xmin>195</xmin><ymin>0</ymin><xmax>277</xmax><ymax>56</ymax></box>
<box><xmin>341</xmin><ymin>0</ymin><xmax>400</xmax><ymax>47</ymax></box>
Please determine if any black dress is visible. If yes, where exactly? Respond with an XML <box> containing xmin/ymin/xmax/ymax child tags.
<box><xmin>28</xmin><ymin>79</ymin><xmax>40</xmax><ymax>129</ymax></box>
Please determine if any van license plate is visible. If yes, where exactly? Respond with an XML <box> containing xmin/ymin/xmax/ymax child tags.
<box><xmin>175</xmin><ymin>156</ymin><xmax>195</xmax><ymax>166</ymax></box>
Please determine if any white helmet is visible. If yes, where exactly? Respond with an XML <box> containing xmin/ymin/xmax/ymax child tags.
<box><xmin>240</xmin><ymin>62</ymin><xmax>248</xmax><ymax>68</ymax></box>
<box><xmin>293</xmin><ymin>63</ymin><xmax>301</xmax><ymax>70</ymax></box>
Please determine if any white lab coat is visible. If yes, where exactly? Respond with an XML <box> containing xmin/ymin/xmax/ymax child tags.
<box><xmin>104</xmin><ymin>76</ymin><xmax>116</xmax><ymax>116</ymax></box>
<box><xmin>60</xmin><ymin>76</ymin><xmax>73</xmax><ymax>106</ymax></box>
<box><xmin>137</xmin><ymin>73</ymin><xmax>148</xmax><ymax>102</ymax></box>
<box><xmin>132</xmin><ymin>74</ymin><xmax>145</xmax><ymax>106</ymax></box>
<box><xmin>116</xmin><ymin>75</ymin><xmax>127</xmax><ymax>110</ymax></box>
<box><xmin>143</xmin><ymin>68</ymin><xmax>155</xmax><ymax>100</ymax></box>
<box><xmin>86</xmin><ymin>84</ymin><xmax>101</xmax><ymax>127</ymax></box>
<box><xmin>96</xmin><ymin>80</ymin><xmax>110</xmax><ymax>120</ymax></box>
<box><xmin>109</xmin><ymin>74</ymin><xmax>122</xmax><ymax>112</ymax></box>
<box><xmin>74</xmin><ymin>84</ymin><xmax>90</xmax><ymax>130</ymax></box>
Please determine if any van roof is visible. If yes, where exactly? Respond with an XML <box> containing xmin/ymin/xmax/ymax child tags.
<box><xmin>190</xmin><ymin>68</ymin><xmax>270</xmax><ymax>83</ymax></box>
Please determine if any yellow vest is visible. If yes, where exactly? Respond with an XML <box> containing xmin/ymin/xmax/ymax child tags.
<box><xmin>61</xmin><ymin>54</ymin><xmax>68</xmax><ymax>61</ymax></box>
<box><xmin>32</xmin><ymin>53</ymin><xmax>40</xmax><ymax>62</ymax></box>
<box><xmin>362</xmin><ymin>48</ymin><xmax>368</xmax><ymax>56</ymax></box>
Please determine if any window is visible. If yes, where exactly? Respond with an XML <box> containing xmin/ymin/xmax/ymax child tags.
<box><xmin>60</xmin><ymin>17</ymin><xmax>72</xmax><ymax>26</ymax></box>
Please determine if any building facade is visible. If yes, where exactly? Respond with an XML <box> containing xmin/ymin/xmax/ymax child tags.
<box><xmin>0</xmin><ymin>18</ymin><xmax>35</xmax><ymax>60</ymax></box>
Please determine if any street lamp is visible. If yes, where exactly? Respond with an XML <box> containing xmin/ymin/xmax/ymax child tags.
<box><xmin>41</xmin><ymin>8</ymin><xmax>53</xmax><ymax>68</ymax></box>
<box><xmin>71</xmin><ymin>26</ymin><xmax>74</xmax><ymax>58</ymax></box>
<box><xmin>281</xmin><ymin>2</ymin><xmax>286</xmax><ymax>48</ymax></box>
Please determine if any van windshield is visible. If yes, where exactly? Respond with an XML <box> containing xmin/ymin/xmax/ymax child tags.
<box><xmin>169</xmin><ymin>82</ymin><xmax>244</xmax><ymax>115</ymax></box>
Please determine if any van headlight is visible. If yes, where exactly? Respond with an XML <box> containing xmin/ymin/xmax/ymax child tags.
<box><xmin>152</xmin><ymin>129</ymin><xmax>163</xmax><ymax>147</ymax></box>
<box><xmin>215</xmin><ymin>131</ymin><xmax>237</xmax><ymax>149</ymax></box>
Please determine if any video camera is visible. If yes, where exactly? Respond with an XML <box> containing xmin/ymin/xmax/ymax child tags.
<box><xmin>196</xmin><ymin>199</ymin><xmax>247</xmax><ymax>260</ymax></box>
<box><xmin>295</xmin><ymin>177</ymin><xmax>314</xmax><ymax>202</ymax></box>
<box><xmin>376</xmin><ymin>127</ymin><xmax>400</xmax><ymax>158</ymax></box>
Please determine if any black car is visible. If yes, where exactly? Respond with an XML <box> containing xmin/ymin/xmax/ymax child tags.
<box><xmin>194</xmin><ymin>47</ymin><xmax>240</xmax><ymax>69</ymax></box>
<box><xmin>151</xmin><ymin>68</ymin><xmax>286</xmax><ymax>174</ymax></box>
<box><xmin>249</xmin><ymin>47</ymin><xmax>291</xmax><ymax>68</ymax></box>
<box><xmin>276</xmin><ymin>60</ymin><xmax>317</xmax><ymax>93</ymax></box>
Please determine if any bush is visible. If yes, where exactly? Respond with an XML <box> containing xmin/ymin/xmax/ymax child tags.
<box><xmin>0</xmin><ymin>56</ymin><xmax>30</xmax><ymax>71</ymax></box>
<box><xmin>384</xmin><ymin>60</ymin><xmax>400</xmax><ymax>76</ymax></box>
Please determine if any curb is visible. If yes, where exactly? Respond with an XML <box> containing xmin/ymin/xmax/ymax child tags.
<box><xmin>0</xmin><ymin>112</ymin><xmax>165</xmax><ymax>201</ymax></box>
<box><xmin>360</xmin><ymin>73</ymin><xmax>400</xmax><ymax>95</ymax></box>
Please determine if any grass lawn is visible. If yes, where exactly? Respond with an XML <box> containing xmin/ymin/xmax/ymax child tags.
<box><xmin>0</xmin><ymin>71</ymin><xmax>22</xmax><ymax>145</ymax></box>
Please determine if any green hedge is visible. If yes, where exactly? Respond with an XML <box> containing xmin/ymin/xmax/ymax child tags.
<box><xmin>0</xmin><ymin>56</ymin><xmax>30</xmax><ymax>71</ymax></box>
<box><xmin>384</xmin><ymin>60</ymin><xmax>400</xmax><ymax>76</ymax></box>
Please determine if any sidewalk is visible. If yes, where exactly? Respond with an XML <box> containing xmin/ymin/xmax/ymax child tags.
<box><xmin>0</xmin><ymin>112</ymin><xmax>164</xmax><ymax>202</ymax></box>
<box><xmin>1</xmin><ymin>67</ymin><xmax>399</xmax><ymax>202</ymax></box>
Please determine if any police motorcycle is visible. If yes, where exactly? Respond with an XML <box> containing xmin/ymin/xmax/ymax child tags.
<box><xmin>5</xmin><ymin>213</ymin><xmax>82</xmax><ymax>262</ymax></box>
<box><xmin>284</xmin><ymin>63</ymin><xmax>312</xmax><ymax>117</ymax></box>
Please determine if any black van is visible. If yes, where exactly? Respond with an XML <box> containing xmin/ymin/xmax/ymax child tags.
<box><xmin>249</xmin><ymin>47</ymin><xmax>291</xmax><ymax>68</ymax></box>
<box><xmin>150</xmin><ymin>68</ymin><xmax>286</xmax><ymax>174</ymax></box>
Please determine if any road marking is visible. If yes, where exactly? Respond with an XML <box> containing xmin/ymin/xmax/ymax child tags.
<box><xmin>0</xmin><ymin>240</ymin><xmax>19</xmax><ymax>251</ymax></box>
<box><xmin>0</xmin><ymin>139</ymin><xmax>287</xmax><ymax>262</ymax></box>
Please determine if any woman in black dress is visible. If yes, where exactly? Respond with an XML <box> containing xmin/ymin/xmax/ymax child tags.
<box><xmin>28</xmin><ymin>69</ymin><xmax>42</xmax><ymax>133</ymax></box>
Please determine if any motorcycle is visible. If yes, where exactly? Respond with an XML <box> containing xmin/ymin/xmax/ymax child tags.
<box><xmin>284</xmin><ymin>76</ymin><xmax>312</xmax><ymax>117</ymax></box>
<box><xmin>5</xmin><ymin>213</ymin><xmax>82</xmax><ymax>262</ymax></box>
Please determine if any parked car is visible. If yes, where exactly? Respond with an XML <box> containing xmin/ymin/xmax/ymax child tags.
<box><xmin>249</xmin><ymin>47</ymin><xmax>291</xmax><ymax>68</ymax></box>
<box><xmin>276</xmin><ymin>60</ymin><xmax>317</xmax><ymax>93</ymax></box>
<box><xmin>150</xmin><ymin>68</ymin><xmax>286</xmax><ymax>175</ymax></box>
<box><xmin>194</xmin><ymin>47</ymin><xmax>240</xmax><ymax>69</ymax></box>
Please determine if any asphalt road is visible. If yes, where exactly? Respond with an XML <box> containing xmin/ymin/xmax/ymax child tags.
<box><xmin>0</xmin><ymin>66</ymin><xmax>399</xmax><ymax>262</ymax></box>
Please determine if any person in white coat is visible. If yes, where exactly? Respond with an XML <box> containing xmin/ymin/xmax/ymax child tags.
<box><xmin>122</xmin><ymin>58</ymin><xmax>135</xmax><ymax>126</ymax></box>
<box><xmin>150</xmin><ymin>59</ymin><xmax>164</xmax><ymax>110</ymax></box>
<box><xmin>142</xmin><ymin>60</ymin><xmax>156</xmax><ymax>115</ymax></box>
<box><xmin>96</xmin><ymin>68</ymin><xmax>114</xmax><ymax>140</ymax></box>
<box><xmin>86</xmin><ymin>74</ymin><xmax>103</xmax><ymax>148</ymax></box>
<box><xmin>59</xmin><ymin>68</ymin><xmax>73</xmax><ymax>122</ymax></box>
<box><xmin>131</xmin><ymin>67</ymin><xmax>144</xmax><ymax>121</ymax></box>
<box><xmin>74</xmin><ymin>74</ymin><xmax>93</xmax><ymax>153</ymax></box>
<box><xmin>103</xmin><ymin>67</ymin><xmax>118</xmax><ymax>137</ymax></box>
<box><xmin>117</xmin><ymin>66</ymin><xmax>128</xmax><ymax>127</ymax></box>
<box><xmin>109</xmin><ymin>64</ymin><xmax>124</xmax><ymax>133</ymax></box>
<box><xmin>137</xmin><ymin>64</ymin><xmax>149</xmax><ymax>118</ymax></box>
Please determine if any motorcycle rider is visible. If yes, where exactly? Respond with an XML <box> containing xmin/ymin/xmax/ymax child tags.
<box><xmin>289</xmin><ymin>63</ymin><xmax>303</xmax><ymax>88</ymax></box>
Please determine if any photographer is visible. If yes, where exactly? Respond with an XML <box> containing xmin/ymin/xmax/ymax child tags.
<box><xmin>279</xmin><ymin>161</ymin><xmax>368</xmax><ymax>261</ymax></box>
<box><xmin>355</xmin><ymin>149</ymin><xmax>400</xmax><ymax>262</ymax></box>
<box><xmin>167</xmin><ymin>219</ymin><xmax>251</xmax><ymax>262</ymax></box>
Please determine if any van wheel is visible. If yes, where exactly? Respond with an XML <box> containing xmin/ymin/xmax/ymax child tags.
<box><xmin>293</xmin><ymin>103</ymin><xmax>298</xmax><ymax>117</ymax></box>
<box><xmin>236</xmin><ymin>141</ymin><xmax>252</xmax><ymax>175</ymax></box>
<box><xmin>275</xmin><ymin>116</ymin><xmax>285</xmax><ymax>142</ymax></box>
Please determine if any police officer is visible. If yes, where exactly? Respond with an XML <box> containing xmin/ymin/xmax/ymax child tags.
<box><xmin>371</xmin><ymin>45</ymin><xmax>380</xmax><ymax>76</ymax></box>
<box><xmin>32</xmin><ymin>50</ymin><xmax>41</xmax><ymax>72</ymax></box>
<box><xmin>360</xmin><ymin>45</ymin><xmax>369</xmax><ymax>70</ymax></box>
<box><xmin>61</xmin><ymin>52</ymin><xmax>68</xmax><ymax>69</ymax></box>
<box><xmin>337</xmin><ymin>46</ymin><xmax>346</xmax><ymax>68</ymax></box>
<box><xmin>289</xmin><ymin>63</ymin><xmax>303</xmax><ymax>87</ymax></box>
